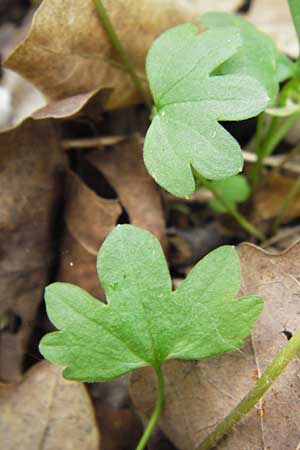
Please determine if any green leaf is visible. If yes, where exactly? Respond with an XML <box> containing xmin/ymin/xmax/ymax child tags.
<box><xmin>201</xmin><ymin>12</ymin><xmax>279</xmax><ymax>104</ymax></box>
<box><xmin>39</xmin><ymin>225</ymin><xmax>263</xmax><ymax>382</ymax></box>
<box><xmin>208</xmin><ymin>175</ymin><xmax>251</xmax><ymax>213</ymax></box>
<box><xmin>144</xmin><ymin>24</ymin><xmax>269</xmax><ymax>198</ymax></box>
<box><xmin>276</xmin><ymin>52</ymin><xmax>296</xmax><ymax>83</ymax></box>
<box><xmin>268</xmin><ymin>75</ymin><xmax>300</xmax><ymax>117</ymax></box>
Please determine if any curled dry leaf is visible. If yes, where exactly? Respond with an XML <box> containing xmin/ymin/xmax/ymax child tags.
<box><xmin>5</xmin><ymin>0</ymin><xmax>242</xmax><ymax>110</ymax></box>
<box><xmin>58</xmin><ymin>170</ymin><xmax>121</xmax><ymax>299</ymax></box>
<box><xmin>0</xmin><ymin>87</ymin><xmax>119</xmax><ymax>380</ymax></box>
<box><xmin>31</xmin><ymin>88</ymin><xmax>110</xmax><ymax>120</ymax></box>
<box><xmin>130</xmin><ymin>242</ymin><xmax>300</xmax><ymax>450</ymax></box>
<box><xmin>246</xmin><ymin>0</ymin><xmax>298</xmax><ymax>57</ymax></box>
<box><xmin>87</xmin><ymin>134</ymin><xmax>165</xmax><ymax>242</ymax></box>
<box><xmin>0</xmin><ymin>360</ymin><xmax>100</xmax><ymax>450</ymax></box>
<box><xmin>5</xmin><ymin>0</ymin><xmax>194</xmax><ymax>109</ymax></box>
<box><xmin>0</xmin><ymin>71</ymin><xmax>45</xmax><ymax>129</ymax></box>
<box><xmin>0</xmin><ymin>118</ymin><xmax>65</xmax><ymax>382</ymax></box>
<box><xmin>59</xmin><ymin>135</ymin><xmax>166</xmax><ymax>299</ymax></box>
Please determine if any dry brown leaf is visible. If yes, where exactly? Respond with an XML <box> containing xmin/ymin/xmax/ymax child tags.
<box><xmin>5</xmin><ymin>0</ymin><xmax>242</xmax><ymax>110</ymax></box>
<box><xmin>0</xmin><ymin>12</ymin><xmax>46</xmax><ymax>129</ymax></box>
<box><xmin>87</xmin><ymin>134</ymin><xmax>166</xmax><ymax>242</ymax></box>
<box><xmin>0</xmin><ymin>87</ymin><xmax>118</xmax><ymax>381</ymax></box>
<box><xmin>184</xmin><ymin>0</ymin><xmax>242</xmax><ymax>12</ymax></box>
<box><xmin>0</xmin><ymin>360</ymin><xmax>100</xmax><ymax>450</ymax></box>
<box><xmin>0</xmin><ymin>118</ymin><xmax>65</xmax><ymax>382</ymax></box>
<box><xmin>250</xmin><ymin>173</ymin><xmax>300</xmax><ymax>226</ymax></box>
<box><xmin>58</xmin><ymin>170</ymin><xmax>121</xmax><ymax>299</ymax></box>
<box><xmin>246</xmin><ymin>0</ymin><xmax>298</xmax><ymax>57</ymax></box>
<box><xmin>32</xmin><ymin>88</ymin><xmax>110</xmax><ymax>120</ymax></box>
<box><xmin>59</xmin><ymin>135</ymin><xmax>166</xmax><ymax>298</ymax></box>
<box><xmin>130</xmin><ymin>242</ymin><xmax>300</xmax><ymax>450</ymax></box>
<box><xmin>94</xmin><ymin>403</ymin><xmax>142</xmax><ymax>450</ymax></box>
<box><xmin>0</xmin><ymin>70</ymin><xmax>46</xmax><ymax>129</ymax></box>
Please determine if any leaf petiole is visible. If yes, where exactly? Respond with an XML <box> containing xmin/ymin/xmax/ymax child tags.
<box><xmin>198</xmin><ymin>332</ymin><xmax>300</xmax><ymax>450</ymax></box>
<box><xmin>135</xmin><ymin>365</ymin><xmax>165</xmax><ymax>450</ymax></box>
<box><xmin>250</xmin><ymin>110</ymin><xmax>300</xmax><ymax>188</ymax></box>
<box><xmin>93</xmin><ymin>0</ymin><xmax>152</xmax><ymax>110</ymax></box>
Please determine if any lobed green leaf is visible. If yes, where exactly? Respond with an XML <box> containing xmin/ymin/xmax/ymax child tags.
<box><xmin>201</xmin><ymin>12</ymin><xmax>279</xmax><ymax>104</ymax></box>
<box><xmin>144</xmin><ymin>23</ymin><xmax>269</xmax><ymax>198</ymax></box>
<box><xmin>40</xmin><ymin>225</ymin><xmax>263</xmax><ymax>382</ymax></box>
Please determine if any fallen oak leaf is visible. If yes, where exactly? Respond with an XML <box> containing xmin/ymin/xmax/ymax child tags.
<box><xmin>0</xmin><ymin>88</ymin><xmax>109</xmax><ymax>381</ymax></box>
<box><xmin>0</xmin><ymin>118</ymin><xmax>65</xmax><ymax>382</ymax></box>
<box><xmin>0</xmin><ymin>360</ymin><xmax>100</xmax><ymax>450</ymax></box>
<box><xmin>87</xmin><ymin>134</ymin><xmax>166</xmax><ymax>242</ymax></box>
<box><xmin>31</xmin><ymin>87</ymin><xmax>111</xmax><ymax>120</ymax></box>
<box><xmin>4</xmin><ymin>0</ymin><xmax>196</xmax><ymax>110</ymax></box>
<box><xmin>249</xmin><ymin>172</ymin><xmax>300</xmax><ymax>227</ymax></box>
<box><xmin>130</xmin><ymin>241</ymin><xmax>300</xmax><ymax>450</ymax></box>
<box><xmin>59</xmin><ymin>135</ymin><xmax>166</xmax><ymax>298</ymax></box>
<box><xmin>5</xmin><ymin>0</ymin><xmax>245</xmax><ymax>111</ymax></box>
<box><xmin>58</xmin><ymin>170</ymin><xmax>121</xmax><ymax>300</ymax></box>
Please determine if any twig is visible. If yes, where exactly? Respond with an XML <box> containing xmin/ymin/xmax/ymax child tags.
<box><xmin>261</xmin><ymin>224</ymin><xmax>300</xmax><ymax>249</ymax></box>
<box><xmin>243</xmin><ymin>151</ymin><xmax>300</xmax><ymax>176</ymax></box>
<box><xmin>62</xmin><ymin>135</ymin><xmax>126</xmax><ymax>149</ymax></box>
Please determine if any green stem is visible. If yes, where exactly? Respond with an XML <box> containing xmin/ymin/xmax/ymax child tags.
<box><xmin>254</xmin><ymin>113</ymin><xmax>264</xmax><ymax>154</ymax></box>
<box><xmin>263</xmin><ymin>114</ymin><xmax>299</xmax><ymax>158</ymax></box>
<box><xmin>94</xmin><ymin>0</ymin><xmax>152</xmax><ymax>110</ymax></box>
<box><xmin>198</xmin><ymin>332</ymin><xmax>300</xmax><ymax>450</ymax></box>
<box><xmin>135</xmin><ymin>365</ymin><xmax>165</xmax><ymax>450</ymax></box>
<box><xmin>272</xmin><ymin>177</ymin><xmax>300</xmax><ymax>234</ymax></box>
<box><xmin>196</xmin><ymin>172</ymin><xmax>265</xmax><ymax>241</ymax></box>
<box><xmin>250</xmin><ymin>114</ymin><xmax>299</xmax><ymax>187</ymax></box>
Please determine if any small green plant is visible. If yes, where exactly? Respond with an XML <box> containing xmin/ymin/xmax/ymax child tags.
<box><xmin>95</xmin><ymin>0</ymin><xmax>300</xmax><ymax>241</ymax></box>
<box><xmin>249</xmin><ymin>0</ymin><xmax>300</xmax><ymax>188</ymax></box>
<box><xmin>40</xmin><ymin>224</ymin><xmax>263</xmax><ymax>449</ymax></box>
<box><xmin>39</xmin><ymin>2</ymin><xmax>300</xmax><ymax>448</ymax></box>
<box><xmin>143</xmin><ymin>20</ymin><xmax>269</xmax><ymax>199</ymax></box>
<box><xmin>206</xmin><ymin>175</ymin><xmax>251</xmax><ymax>213</ymax></box>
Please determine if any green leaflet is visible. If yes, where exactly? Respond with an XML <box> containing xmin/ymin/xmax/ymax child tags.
<box><xmin>201</xmin><ymin>12</ymin><xmax>280</xmax><ymax>104</ymax></box>
<box><xmin>209</xmin><ymin>175</ymin><xmax>251</xmax><ymax>213</ymax></box>
<box><xmin>144</xmin><ymin>23</ymin><xmax>269</xmax><ymax>198</ymax></box>
<box><xmin>39</xmin><ymin>225</ymin><xmax>263</xmax><ymax>382</ymax></box>
<box><xmin>276</xmin><ymin>52</ymin><xmax>296</xmax><ymax>83</ymax></box>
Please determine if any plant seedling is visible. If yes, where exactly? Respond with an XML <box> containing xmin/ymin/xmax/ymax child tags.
<box><xmin>249</xmin><ymin>0</ymin><xmax>300</xmax><ymax>187</ymax></box>
<box><xmin>207</xmin><ymin>175</ymin><xmax>251</xmax><ymax>213</ymax></box>
<box><xmin>40</xmin><ymin>224</ymin><xmax>263</xmax><ymax>450</ymax></box>
<box><xmin>143</xmin><ymin>22</ymin><xmax>269</xmax><ymax>199</ymax></box>
<box><xmin>94</xmin><ymin>0</ymin><xmax>300</xmax><ymax>240</ymax></box>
